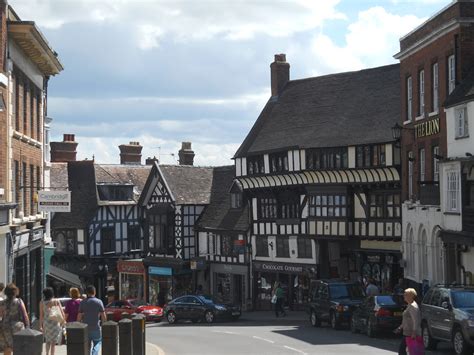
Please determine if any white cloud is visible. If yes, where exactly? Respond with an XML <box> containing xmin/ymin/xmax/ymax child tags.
<box><xmin>10</xmin><ymin>0</ymin><xmax>345</xmax><ymax>48</ymax></box>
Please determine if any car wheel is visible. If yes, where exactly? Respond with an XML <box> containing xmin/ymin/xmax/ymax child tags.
<box><xmin>366</xmin><ymin>319</ymin><xmax>376</xmax><ymax>338</ymax></box>
<box><xmin>350</xmin><ymin>317</ymin><xmax>359</xmax><ymax>333</ymax></box>
<box><xmin>453</xmin><ymin>328</ymin><xmax>471</xmax><ymax>355</ymax></box>
<box><xmin>422</xmin><ymin>323</ymin><xmax>437</xmax><ymax>350</ymax></box>
<box><xmin>310</xmin><ymin>310</ymin><xmax>321</xmax><ymax>327</ymax></box>
<box><xmin>167</xmin><ymin>311</ymin><xmax>177</xmax><ymax>324</ymax></box>
<box><xmin>204</xmin><ymin>310</ymin><xmax>215</xmax><ymax>324</ymax></box>
<box><xmin>330</xmin><ymin>312</ymin><xmax>339</xmax><ymax>330</ymax></box>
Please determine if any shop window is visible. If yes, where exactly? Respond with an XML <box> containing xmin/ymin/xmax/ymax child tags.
<box><xmin>309</xmin><ymin>194</ymin><xmax>347</xmax><ymax>218</ymax></box>
<box><xmin>356</xmin><ymin>144</ymin><xmax>386</xmax><ymax>168</ymax></box>
<box><xmin>54</xmin><ymin>229</ymin><xmax>77</xmax><ymax>254</ymax></box>
<box><xmin>369</xmin><ymin>193</ymin><xmax>401</xmax><ymax>219</ymax></box>
<box><xmin>306</xmin><ymin>147</ymin><xmax>348</xmax><ymax>170</ymax></box>
<box><xmin>276</xmin><ymin>236</ymin><xmax>289</xmax><ymax>258</ymax></box>
<box><xmin>101</xmin><ymin>227</ymin><xmax>115</xmax><ymax>254</ymax></box>
<box><xmin>127</xmin><ymin>225</ymin><xmax>141</xmax><ymax>251</ymax></box>
<box><xmin>297</xmin><ymin>238</ymin><xmax>312</xmax><ymax>258</ymax></box>
<box><xmin>247</xmin><ymin>155</ymin><xmax>264</xmax><ymax>175</ymax></box>
<box><xmin>255</xmin><ymin>236</ymin><xmax>269</xmax><ymax>257</ymax></box>
<box><xmin>269</xmin><ymin>151</ymin><xmax>288</xmax><ymax>173</ymax></box>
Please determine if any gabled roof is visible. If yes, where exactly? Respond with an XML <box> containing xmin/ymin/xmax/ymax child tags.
<box><xmin>445</xmin><ymin>69</ymin><xmax>474</xmax><ymax>108</ymax></box>
<box><xmin>94</xmin><ymin>164</ymin><xmax>151</xmax><ymax>202</ymax></box>
<box><xmin>160</xmin><ymin>165</ymin><xmax>214</xmax><ymax>205</ymax></box>
<box><xmin>195</xmin><ymin>166</ymin><xmax>249</xmax><ymax>233</ymax></box>
<box><xmin>234</xmin><ymin>64</ymin><xmax>400</xmax><ymax>158</ymax></box>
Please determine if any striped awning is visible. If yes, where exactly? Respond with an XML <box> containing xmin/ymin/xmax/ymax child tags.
<box><xmin>237</xmin><ymin>167</ymin><xmax>400</xmax><ymax>190</ymax></box>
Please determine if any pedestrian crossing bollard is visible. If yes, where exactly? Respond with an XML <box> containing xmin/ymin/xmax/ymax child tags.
<box><xmin>13</xmin><ymin>328</ymin><xmax>43</xmax><ymax>355</ymax></box>
<box><xmin>119</xmin><ymin>318</ymin><xmax>133</xmax><ymax>355</ymax></box>
<box><xmin>132</xmin><ymin>314</ymin><xmax>146</xmax><ymax>355</ymax></box>
<box><xmin>66</xmin><ymin>322</ymin><xmax>89</xmax><ymax>355</ymax></box>
<box><xmin>102</xmin><ymin>320</ymin><xmax>119</xmax><ymax>355</ymax></box>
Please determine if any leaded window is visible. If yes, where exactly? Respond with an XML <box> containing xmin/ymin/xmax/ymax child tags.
<box><xmin>276</xmin><ymin>236</ymin><xmax>289</xmax><ymax>257</ymax></box>
<box><xmin>255</xmin><ymin>236</ymin><xmax>269</xmax><ymax>257</ymax></box>
<box><xmin>247</xmin><ymin>155</ymin><xmax>264</xmax><ymax>175</ymax></box>
<box><xmin>269</xmin><ymin>151</ymin><xmax>288</xmax><ymax>173</ymax></box>
<box><xmin>297</xmin><ymin>238</ymin><xmax>312</xmax><ymax>258</ymax></box>
<box><xmin>369</xmin><ymin>193</ymin><xmax>401</xmax><ymax>219</ymax></box>
<box><xmin>306</xmin><ymin>147</ymin><xmax>348</xmax><ymax>170</ymax></box>
<box><xmin>309</xmin><ymin>194</ymin><xmax>347</xmax><ymax>217</ymax></box>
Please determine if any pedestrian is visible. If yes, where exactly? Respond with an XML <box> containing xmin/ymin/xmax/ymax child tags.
<box><xmin>395</xmin><ymin>288</ymin><xmax>423</xmax><ymax>355</ymax></box>
<box><xmin>65</xmin><ymin>287</ymin><xmax>82</xmax><ymax>322</ymax></box>
<box><xmin>365</xmin><ymin>278</ymin><xmax>380</xmax><ymax>296</ymax></box>
<box><xmin>77</xmin><ymin>285</ymin><xmax>106</xmax><ymax>355</ymax></box>
<box><xmin>0</xmin><ymin>283</ymin><xmax>29</xmax><ymax>355</ymax></box>
<box><xmin>40</xmin><ymin>287</ymin><xmax>65</xmax><ymax>355</ymax></box>
<box><xmin>273</xmin><ymin>282</ymin><xmax>286</xmax><ymax>318</ymax></box>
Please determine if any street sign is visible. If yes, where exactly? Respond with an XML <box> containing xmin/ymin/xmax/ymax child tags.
<box><xmin>38</xmin><ymin>190</ymin><xmax>71</xmax><ymax>212</ymax></box>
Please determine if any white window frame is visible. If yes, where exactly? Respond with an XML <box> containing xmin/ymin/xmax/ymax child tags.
<box><xmin>408</xmin><ymin>151</ymin><xmax>414</xmax><ymax>199</ymax></box>
<box><xmin>419</xmin><ymin>148</ymin><xmax>425</xmax><ymax>182</ymax></box>
<box><xmin>419</xmin><ymin>70</ymin><xmax>425</xmax><ymax>116</ymax></box>
<box><xmin>407</xmin><ymin>76</ymin><xmax>413</xmax><ymax>122</ymax></box>
<box><xmin>455</xmin><ymin>106</ymin><xmax>469</xmax><ymax>139</ymax></box>
<box><xmin>433</xmin><ymin>146</ymin><xmax>439</xmax><ymax>182</ymax></box>
<box><xmin>448</xmin><ymin>55</ymin><xmax>456</xmax><ymax>94</ymax></box>
<box><xmin>446</xmin><ymin>169</ymin><xmax>460</xmax><ymax>212</ymax></box>
<box><xmin>432</xmin><ymin>63</ymin><xmax>439</xmax><ymax>113</ymax></box>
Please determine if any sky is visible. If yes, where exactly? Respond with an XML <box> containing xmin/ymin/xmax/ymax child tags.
<box><xmin>11</xmin><ymin>0</ymin><xmax>451</xmax><ymax>166</ymax></box>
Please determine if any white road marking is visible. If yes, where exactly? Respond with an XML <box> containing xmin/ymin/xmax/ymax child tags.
<box><xmin>283</xmin><ymin>345</ymin><xmax>307</xmax><ymax>355</ymax></box>
<box><xmin>252</xmin><ymin>335</ymin><xmax>275</xmax><ymax>344</ymax></box>
<box><xmin>147</xmin><ymin>341</ymin><xmax>166</xmax><ymax>355</ymax></box>
<box><xmin>211</xmin><ymin>330</ymin><xmax>238</xmax><ymax>335</ymax></box>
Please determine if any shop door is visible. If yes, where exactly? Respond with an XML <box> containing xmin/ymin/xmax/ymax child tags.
<box><xmin>233</xmin><ymin>275</ymin><xmax>243</xmax><ymax>306</ymax></box>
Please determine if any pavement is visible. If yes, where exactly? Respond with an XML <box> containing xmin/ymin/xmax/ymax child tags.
<box><xmin>54</xmin><ymin>341</ymin><xmax>163</xmax><ymax>355</ymax></box>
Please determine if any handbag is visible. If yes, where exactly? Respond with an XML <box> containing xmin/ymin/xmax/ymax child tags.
<box><xmin>271</xmin><ymin>295</ymin><xmax>277</xmax><ymax>304</ymax></box>
<box><xmin>48</xmin><ymin>303</ymin><xmax>65</xmax><ymax>325</ymax></box>
<box><xmin>406</xmin><ymin>336</ymin><xmax>424</xmax><ymax>355</ymax></box>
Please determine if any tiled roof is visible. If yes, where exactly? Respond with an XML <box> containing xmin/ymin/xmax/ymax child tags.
<box><xmin>445</xmin><ymin>69</ymin><xmax>474</xmax><ymax>108</ymax></box>
<box><xmin>195</xmin><ymin>166</ymin><xmax>249</xmax><ymax>232</ymax></box>
<box><xmin>159</xmin><ymin>165</ymin><xmax>214</xmax><ymax>205</ymax></box>
<box><xmin>235</xmin><ymin>64</ymin><xmax>400</xmax><ymax>157</ymax></box>
<box><xmin>50</xmin><ymin>162</ymin><xmax>68</xmax><ymax>189</ymax></box>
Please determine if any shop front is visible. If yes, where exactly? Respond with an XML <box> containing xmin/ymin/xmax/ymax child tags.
<box><xmin>118</xmin><ymin>259</ymin><xmax>146</xmax><ymax>301</ymax></box>
<box><xmin>357</xmin><ymin>240</ymin><xmax>403</xmax><ymax>293</ymax></box>
<box><xmin>210</xmin><ymin>263</ymin><xmax>248</xmax><ymax>308</ymax></box>
<box><xmin>253</xmin><ymin>261</ymin><xmax>316</xmax><ymax>311</ymax></box>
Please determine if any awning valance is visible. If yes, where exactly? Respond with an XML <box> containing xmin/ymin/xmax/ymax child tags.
<box><xmin>237</xmin><ymin>167</ymin><xmax>400</xmax><ymax>190</ymax></box>
<box><xmin>48</xmin><ymin>265</ymin><xmax>82</xmax><ymax>288</ymax></box>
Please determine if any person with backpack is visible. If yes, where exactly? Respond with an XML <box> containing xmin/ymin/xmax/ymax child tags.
<box><xmin>40</xmin><ymin>287</ymin><xmax>65</xmax><ymax>355</ymax></box>
<box><xmin>0</xmin><ymin>283</ymin><xmax>29</xmax><ymax>355</ymax></box>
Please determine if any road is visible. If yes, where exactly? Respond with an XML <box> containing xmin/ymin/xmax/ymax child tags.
<box><xmin>146</xmin><ymin>312</ymin><xmax>456</xmax><ymax>355</ymax></box>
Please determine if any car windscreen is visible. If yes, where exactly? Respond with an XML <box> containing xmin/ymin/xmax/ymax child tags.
<box><xmin>198</xmin><ymin>295</ymin><xmax>216</xmax><ymax>304</ymax></box>
<box><xmin>376</xmin><ymin>295</ymin><xmax>402</xmax><ymax>306</ymax></box>
<box><xmin>129</xmin><ymin>300</ymin><xmax>148</xmax><ymax>307</ymax></box>
<box><xmin>452</xmin><ymin>291</ymin><xmax>474</xmax><ymax>308</ymax></box>
<box><xmin>329</xmin><ymin>284</ymin><xmax>365</xmax><ymax>300</ymax></box>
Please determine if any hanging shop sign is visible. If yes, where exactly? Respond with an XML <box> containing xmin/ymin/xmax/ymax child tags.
<box><xmin>415</xmin><ymin>117</ymin><xmax>440</xmax><ymax>138</ymax></box>
<box><xmin>117</xmin><ymin>260</ymin><xmax>145</xmax><ymax>274</ymax></box>
<box><xmin>38</xmin><ymin>191</ymin><xmax>71</xmax><ymax>212</ymax></box>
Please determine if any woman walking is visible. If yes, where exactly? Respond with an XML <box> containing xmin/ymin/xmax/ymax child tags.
<box><xmin>273</xmin><ymin>282</ymin><xmax>286</xmax><ymax>318</ymax></box>
<box><xmin>40</xmin><ymin>287</ymin><xmax>65</xmax><ymax>355</ymax></box>
<box><xmin>65</xmin><ymin>287</ymin><xmax>82</xmax><ymax>322</ymax></box>
<box><xmin>0</xmin><ymin>283</ymin><xmax>29</xmax><ymax>355</ymax></box>
<box><xmin>396</xmin><ymin>288</ymin><xmax>423</xmax><ymax>355</ymax></box>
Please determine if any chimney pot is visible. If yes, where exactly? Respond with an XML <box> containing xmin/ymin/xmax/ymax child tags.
<box><xmin>178</xmin><ymin>141</ymin><xmax>195</xmax><ymax>166</ymax></box>
<box><xmin>270</xmin><ymin>53</ymin><xmax>290</xmax><ymax>97</ymax></box>
<box><xmin>119</xmin><ymin>141</ymin><xmax>143</xmax><ymax>165</ymax></box>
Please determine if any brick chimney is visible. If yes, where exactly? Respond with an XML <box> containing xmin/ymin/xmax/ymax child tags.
<box><xmin>178</xmin><ymin>142</ymin><xmax>195</xmax><ymax>166</ymax></box>
<box><xmin>119</xmin><ymin>141</ymin><xmax>142</xmax><ymax>165</ymax></box>
<box><xmin>50</xmin><ymin>134</ymin><xmax>78</xmax><ymax>162</ymax></box>
<box><xmin>270</xmin><ymin>53</ymin><xmax>290</xmax><ymax>97</ymax></box>
<box><xmin>145</xmin><ymin>156</ymin><xmax>159</xmax><ymax>165</ymax></box>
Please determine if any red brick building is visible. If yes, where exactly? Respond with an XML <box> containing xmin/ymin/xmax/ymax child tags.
<box><xmin>0</xmin><ymin>1</ymin><xmax>62</xmax><ymax>316</ymax></box>
<box><xmin>395</xmin><ymin>0</ymin><xmax>474</xmax><ymax>288</ymax></box>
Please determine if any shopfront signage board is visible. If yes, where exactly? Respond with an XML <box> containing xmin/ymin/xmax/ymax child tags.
<box><xmin>38</xmin><ymin>191</ymin><xmax>71</xmax><ymax>212</ymax></box>
<box><xmin>149</xmin><ymin>266</ymin><xmax>172</xmax><ymax>276</ymax></box>
<box><xmin>253</xmin><ymin>261</ymin><xmax>313</xmax><ymax>275</ymax></box>
<box><xmin>117</xmin><ymin>261</ymin><xmax>145</xmax><ymax>274</ymax></box>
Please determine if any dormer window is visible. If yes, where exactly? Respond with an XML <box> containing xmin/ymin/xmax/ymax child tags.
<box><xmin>247</xmin><ymin>155</ymin><xmax>264</xmax><ymax>175</ymax></box>
<box><xmin>269</xmin><ymin>151</ymin><xmax>288</xmax><ymax>173</ymax></box>
<box><xmin>97</xmin><ymin>184</ymin><xmax>134</xmax><ymax>201</ymax></box>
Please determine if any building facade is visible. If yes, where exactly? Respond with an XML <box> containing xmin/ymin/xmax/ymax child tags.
<box><xmin>395</xmin><ymin>0</ymin><xmax>474</xmax><ymax>289</ymax></box>
<box><xmin>0</xmin><ymin>1</ymin><xmax>62</xmax><ymax>317</ymax></box>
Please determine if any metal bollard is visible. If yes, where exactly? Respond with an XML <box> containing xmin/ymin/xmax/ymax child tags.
<box><xmin>119</xmin><ymin>318</ymin><xmax>133</xmax><ymax>355</ymax></box>
<box><xmin>121</xmin><ymin>312</ymin><xmax>133</xmax><ymax>319</ymax></box>
<box><xmin>13</xmin><ymin>328</ymin><xmax>43</xmax><ymax>355</ymax></box>
<box><xmin>66</xmin><ymin>322</ymin><xmax>89</xmax><ymax>355</ymax></box>
<box><xmin>106</xmin><ymin>312</ymin><xmax>115</xmax><ymax>321</ymax></box>
<box><xmin>132</xmin><ymin>314</ymin><xmax>146</xmax><ymax>355</ymax></box>
<box><xmin>102</xmin><ymin>320</ymin><xmax>118</xmax><ymax>355</ymax></box>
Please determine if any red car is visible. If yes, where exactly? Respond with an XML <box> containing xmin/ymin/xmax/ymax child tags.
<box><xmin>105</xmin><ymin>300</ymin><xmax>163</xmax><ymax>322</ymax></box>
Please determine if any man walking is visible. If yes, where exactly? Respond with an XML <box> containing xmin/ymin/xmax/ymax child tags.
<box><xmin>77</xmin><ymin>285</ymin><xmax>106</xmax><ymax>355</ymax></box>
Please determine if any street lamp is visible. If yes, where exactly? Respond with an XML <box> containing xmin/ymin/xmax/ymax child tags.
<box><xmin>391</xmin><ymin>123</ymin><xmax>402</xmax><ymax>141</ymax></box>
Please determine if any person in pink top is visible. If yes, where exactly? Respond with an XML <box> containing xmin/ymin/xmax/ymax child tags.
<box><xmin>65</xmin><ymin>288</ymin><xmax>82</xmax><ymax>322</ymax></box>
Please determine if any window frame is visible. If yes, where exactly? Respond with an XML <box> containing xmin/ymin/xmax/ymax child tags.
<box><xmin>432</xmin><ymin>62</ymin><xmax>439</xmax><ymax>113</ymax></box>
<box><xmin>419</xmin><ymin>69</ymin><xmax>425</xmax><ymax>117</ymax></box>
<box><xmin>369</xmin><ymin>192</ymin><xmax>401</xmax><ymax>219</ymax></box>
<box><xmin>269</xmin><ymin>151</ymin><xmax>289</xmax><ymax>173</ymax></box>
<box><xmin>446</xmin><ymin>169</ymin><xmax>460</xmax><ymax>213</ymax></box>
<box><xmin>433</xmin><ymin>146</ymin><xmax>440</xmax><ymax>182</ymax></box>
<box><xmin>127</xmin><ymin>224</ymin><xmax>141</xmax><ymax>251</ymax></box>
<box><xmin>407</xmin><ymin>76</ymin><xmax>413</xmax><ymax>122</ymax></box>
<box><xmin>356</xmin><ymin>144</ymin><xmax>386</xmax><ymax>168</ymax></box>
<box><xmin>255</xmin><ymin>236</ymin><xmax>269</xmax><ymax>257</ymax></box>
<box><xmin>247</xmin><ymin>155</ymin><xmax>265</xmax><ymax>175</ymax></box>
<box><xmin>419</xmin><ymin>148</ymin><xmax>425</xmax><ymax>182</ymax></box>
<box><xmin>455</xmin><ymin>106</ymin><xmax>468</xmax><ymax>139</ymax></box>
<box><xmin>308</xmin><ymin>193</ymin><xmax>348</xmax><ymax>218</ymax></box>
<box><xmin>276</xmin><ymin>236</ymin><xmax>290</xmax><ymax>258</ymax></box>
<box><xmin>306</xmin><ymin>147</ymin><xmax>348</xmax><ymax>170</ymax></box>
<box><xmin>297</xmin><ymin>237</ymin><xmax>312</xmax><ymax>259</ymax></box>
<box><xmin>230</xmin><ymin>192</ymin><xmax>242</xmax><ymax>209</ymax></box>
<box><xmin>448</xmin><ymin>55</ymin><xmax>456</xmax><ymax>94</ymax></box>
<box><xmin>101</xmin><ymin>226</ymin><xmax>116</xmax><ymax>255</ymax></box>
<box><xmin>408</xmin><ymin>151</ymin><xmax>414</xmax><ymax>199</ymax></box>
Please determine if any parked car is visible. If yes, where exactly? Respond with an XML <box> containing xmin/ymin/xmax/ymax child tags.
<box><xmin>164</xmin><ymin>295</ymin><xmax>241</xmax><ymax>324</ymax></box>
<box><xmin>351</xmin><ymin>295</ymin><xmax>405</xmax><ymax>337</ymax></box>
<box><xmin>105</xmin><ymin>299</ymin><xmax>163</xmax><ymax>322</ymax></box>
<box><xmin>421</xmin><ymin>285</ymin><xmax>474</xmax><ymax>355</ymax></box>
<box><xmin>307</xmin><ymin>279</ymin><xmax>365</xmax><ymax>329</ymax></box>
